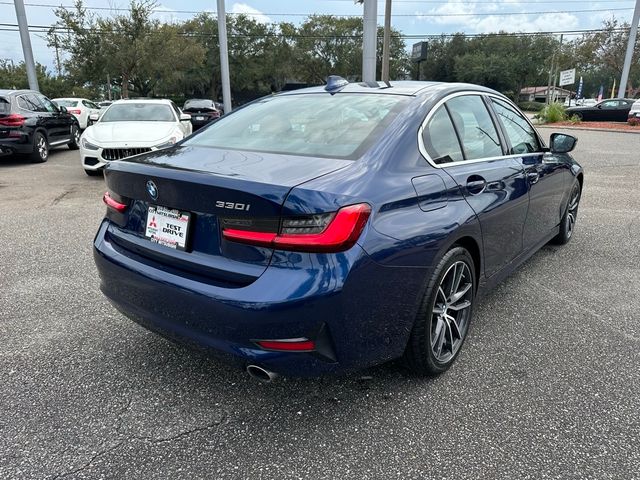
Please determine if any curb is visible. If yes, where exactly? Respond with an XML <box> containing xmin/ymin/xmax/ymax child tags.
<box><xmin>536</xmin><ymin>124</ymin><xmax>640</xmax><ymax>135</ymax></box>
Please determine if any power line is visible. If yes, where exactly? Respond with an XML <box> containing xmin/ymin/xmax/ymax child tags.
<box><xmin>0</xmin><ymin>23</ymin><xmax>629</xmax><ymax>39</ymax></box>
<box><xmin>0</xmin><ymin>1</ymin><xmax>634</xmax><ymax>17</ymax></box>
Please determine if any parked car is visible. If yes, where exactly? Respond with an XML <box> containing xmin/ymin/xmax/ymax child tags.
<box><xmin>182</xmin><ymin>99</ymin><xmax>221</xmax><ymax>130</ymax></box>
<box><xmin>0</xmin><ymin>89</ymin><xmax>81</xmax><ymax>162</ymax></box>
<box><xmin>52</xmin><ymin>97</ymin><xmax>101</xmax><ymax>129</ymax></box>
<box><xmin>628</xmin><ymin>99</ymin><xmax>640</xmax><ymax>121</ymax></box>
<box><xmin>93</xmin><ymin>78</ymin><xmax>583</xmax><ymax>380</ymax></box>
<box><xmin>80</xmin><ymin>98</ymin><xmax>192</xmax><ymax>176</ymax></box>
<box><xmin>567</xmin><ymin>98</ymin><xmax>634</xmax><ymax>121</ymax></box>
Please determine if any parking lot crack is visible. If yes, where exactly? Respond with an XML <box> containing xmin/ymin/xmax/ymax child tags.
<box><xmin>51</xmin><ymin>187</ymin><xmax>76</xmax><ymax>206</ymax></box>
<box><xmin>530</xmin><ymin>280</ymin><xmax>640</xmax><ymax>344</ymax></box>
<box><xmin>48</xmin><ymin>441</ymin><xmax>125</xmax><ymax>479</ymax></box>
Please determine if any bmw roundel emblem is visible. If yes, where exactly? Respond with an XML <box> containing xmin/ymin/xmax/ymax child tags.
<box><xmin>146</xmin><ymin>180</ymin><xmax>158</xmax><ymax>200</ymax></box>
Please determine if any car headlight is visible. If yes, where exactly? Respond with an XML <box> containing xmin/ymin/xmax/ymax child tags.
<box><xmin>155</xmin><ymin>137</ymin><xmax>178</xmax><ymax>149</ymax></box>
<box><xmin>82</xmin><ymin>137</ymin><xmax>99</xmax><ymax>150</ymax></box>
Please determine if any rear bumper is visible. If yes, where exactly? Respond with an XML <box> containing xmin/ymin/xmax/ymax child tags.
<box><xmin>93</xmin><ymin>219</ymin><xmax>426</xmax><ymax>377</ymax></box>
<box><xmin>0</xmin><ymin>137</ymin><xmax>33</xmax><ymax>155</ymax></box>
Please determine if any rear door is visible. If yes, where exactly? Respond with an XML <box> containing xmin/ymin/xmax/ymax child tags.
<box><xmin>422</xmin><ymin>93</ymin><xmax>530</xmax><ymax>278</ymax></box>
<box><xmin>489</xmin><ymin>97</ymin><xmax>567</xmax><ymax>250</ymax></box>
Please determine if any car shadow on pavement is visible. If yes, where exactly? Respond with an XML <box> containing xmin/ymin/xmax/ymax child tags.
<box><xmin>0</xmin><ymin>148</ymin><xmax>71</xmax><ymax>168</ymax></box>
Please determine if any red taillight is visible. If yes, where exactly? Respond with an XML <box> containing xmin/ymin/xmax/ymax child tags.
<box><xmin>0</xmin><ymin>114</ymin><xmax>26</xmax><ymax>127</ymax></box>
<box><xmin>256</xmin><ymin>339</ymin><xmax>316</xmax><ymax>352</ymax></box>
<box><xmin>68</xmin><ymin>109</ymin><xmax>82</xmax><ymax>115</ymax></box>
<box><xmin>102</xmin><ymin>191</ymin><xmax>128</xmax><ymax>212</ymax></box>
<box><xmin>222</xmin><ymin>203</ymin><xmax>371</xmax><ymax>253</ymax></box>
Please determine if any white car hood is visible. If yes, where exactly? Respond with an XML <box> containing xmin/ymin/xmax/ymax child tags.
<box><xmin>86</xmin><ymin>121</ymin><xmax>176</xmax><ymax>145</ymax></box>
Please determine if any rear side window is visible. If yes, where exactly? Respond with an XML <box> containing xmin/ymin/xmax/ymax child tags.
<box><xmin>491</xmin><ymin>99</ymin><xmax>541</xmax><ymax>154</ymax></box>
<box><xmin>0</xmin><ymin>97</ymin><xmax>9</xmax><ymax>114</ymax></box>
<box><xmin>184</xmin><ymin>93</ymin><xmax>410</xmax><ymax>160</ymax></box>
<box><xmin>445</xmin><ymin>95</ymin><xmax>502</xmax><ymax>160</ymax></box>
<box><xmin>18</xmin><ymin>95</ymin><xmax>39</xmax><ymax>111</ymax></box>
<box><xmin>423</xmin><ymin>106</ymin><xmax>464</xmax><ymax>164</ymax></box>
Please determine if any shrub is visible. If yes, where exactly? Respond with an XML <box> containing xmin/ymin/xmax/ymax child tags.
<box><xmin>535</xmin><ymin>103</ymin><xmax>567</xmax><ymax>124</ymax></box>
<box><xmin>628</xmin><ymin>117</ymin><xmax>640</xmax><ymax>126</ymax></box>
<box><xmin>518</xmin><ymin>101</ymin><xmax>545</xmax><ymax>112</ymax></box>
<box><xmin>568</xmin><ymin>114</ymin><xmax>582</xmax><ymax>124</ymax></box>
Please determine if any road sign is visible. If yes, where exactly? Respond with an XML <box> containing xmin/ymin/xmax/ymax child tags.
<box><xmin>411</xmin><ymin>41</ymin><xmax>428</xmax><ymax>62</ymax></box>
<box><xmin>559</xmin><ymin>68</ymin><xmax>576</xmax><ymax>86</ymax></box>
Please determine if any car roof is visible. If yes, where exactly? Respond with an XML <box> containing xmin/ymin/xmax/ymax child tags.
<box><xmin>111</xmin><ymin>98</ymin><xmax>172</xmax><ymax>105</ymax></box>
<box><xmin>275</xmin><ymin>80</ymin><xmax>499</xmax><ymax>98</ymax></box>
<box><xmin>0</xmin><ymin>89</ymin><xmax>36</xmax><ymax>97</ymax></box>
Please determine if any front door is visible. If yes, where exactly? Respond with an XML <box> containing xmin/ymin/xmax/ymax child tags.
<box><xmin>488</xmin><ymin>98</ymin><xmax>567</xmax><ymax>249</ymax></box>
<box><xmin>422</xmin><ymin>94</ymin><xmax>530</xmax><ymax>278</ymax></box>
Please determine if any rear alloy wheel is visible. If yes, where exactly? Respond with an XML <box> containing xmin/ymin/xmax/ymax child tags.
<box><xmin>68</xmin><ymin>125</ymin><xmax>80</xmax><ymax>150</ymax></box>
<box><xmin>404</xmin><ymin>247</ymin><xmax>476</xmax><ymax>375</ymax></box>
<box><xmin>30</xmin><ymin>132</ymin><xmax>49</xmax><ymax>163</ymax></box>
<box><xmin>552</xmin><ymin>180</ymin><xmax>581</xmax><ymax>245</ymax></box>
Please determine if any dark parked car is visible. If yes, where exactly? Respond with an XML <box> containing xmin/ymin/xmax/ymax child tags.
<box><xmin>182</xmin><ymin>99</ymin><xmax>221</xmax><ymax>130</ymax></box>
<box><xmin>94</xmin><ymin>79</ymin><xmax>583</xmax><ymax>380</ymax></box>
<box><xmin>567</xmin><ymin>98</ymin><xmax>634</xmax><ymax>121</ymax></box>
<box><xmin>0</xmin><ymin>89</ymin><xmax>81</xmax><ymax>162</ymax></box>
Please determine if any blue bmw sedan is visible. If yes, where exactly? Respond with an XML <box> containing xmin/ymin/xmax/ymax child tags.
<box><xmin>94</xmin><ymin>78</ymin><xmax>583</xmax><ymax>380</ymax></box>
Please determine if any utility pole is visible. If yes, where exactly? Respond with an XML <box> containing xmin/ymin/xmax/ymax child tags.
<box><xmin>53</xmin><ymin>33</ymin><xmax>62</xmax><ymax>77</ymax></box>
<box><xmin>361</xmin><ymin>0</ymin><xmax>377</xmax><ymax>82</ymax></box>
<box><xmin>550</xmin><ymin>34</ymin><xmax>564</xmax><ymax>103</ymax></box>
<box><xmin>13</xmin><ymin>0</ymin><xmax>39</xmax><ymax>91</ymax></box>
<box><xmin>381</xmin><ymin>0</ymin><xmax>392</xmax><ymax>84</ymax></box>
<box><xmin>547</xmin><ymin>34</ymin><xmax>563</xmax><ymax>103</ymax></box>
<box><xmin>618</xmin><ymin>0</ymin><xmax>640</xmax><ymax>98</ymax></box>
<box><xmin>217</xmin><ymin>0</ymin><xmax>232</xmax><ymax>113</ymax></box>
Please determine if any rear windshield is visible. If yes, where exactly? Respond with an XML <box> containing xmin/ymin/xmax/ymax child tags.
<box><xmin>100</xmin><ymin>103</ymin><xmax>175</xmax><ymax>122</ymax></box>
<box><xmin>54</xmin><ymin>100</ymin><xmax>78</xmax><ymax>107</ymax></box>
<box><xmin>0</xmin><ymin>97</ymin><xmax>9</xmax><ymax>114</ymax></box>
<box><xmin>184</xmin><ymin>100</ymin><xmax>216</xmax><ymax>110</ymax></box>
<box><xmin>184</xmin><ymin>93</ymin><xmax>410</xmax><ymax>159</ymax></box>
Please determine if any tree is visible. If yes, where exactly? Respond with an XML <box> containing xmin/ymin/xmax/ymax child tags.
<box><xmin>49</xmin><ymin>0</ymin><xmax>204</xmax><ymax>98</ymax></box>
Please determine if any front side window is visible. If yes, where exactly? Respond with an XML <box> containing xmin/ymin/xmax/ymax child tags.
<box><xmin>445</xmin><ymin>95</ymin><xmax>502</xmax><ymax>160</ymax></box>
<box><xmin>99</xmin><ymin>103</ymin><xmax>176</xmax><ymax>122</ymax></box>
<box><xmin>491</xmin><ymin>99</ymin><xmax>541</xmax><ymax>154</ymax></box>
<box><xmin>600</xmin><ymin>100</ymin><xmax>619</xmax><ymax>109</ymax></box>
<box><xmin>37</xmin><ymin>95</ymin><xmax>58</xmax><ymax>113</ymax></box>
<box><xmin>423</xmin><ymin>106</ymin><xmax>464</xmax><ymax>164</ymax></box>
<box><xmin>184</xmin><ymin>93</ymin><xmax>409</xmax><ymax>160</ymax></box>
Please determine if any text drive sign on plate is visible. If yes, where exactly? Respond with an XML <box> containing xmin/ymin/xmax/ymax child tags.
<box><xmin>145</xmin><ymin>205</ymin><xmax>190</xmax><ymax>250</ymax></box>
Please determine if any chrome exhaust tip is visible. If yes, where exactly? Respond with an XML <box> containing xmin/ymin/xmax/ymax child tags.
<box><xmin>246</xmin><ymin>364</ymin><xmax>279</xmax><ymax>383</ymax></box>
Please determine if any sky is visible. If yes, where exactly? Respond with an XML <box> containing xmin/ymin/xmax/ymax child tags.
<box><xmin>0</xmin><ymin>0</ymin><xmax>636</xmax><ymax>71</ymax></box>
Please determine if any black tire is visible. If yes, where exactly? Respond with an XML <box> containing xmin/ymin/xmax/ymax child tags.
<box><xmin>68</xmin><ymin>124</ymin><xmax>80</xmax><ymax>150</ymax></box>
<box><xmin>552</xmin><ymin>180</ymin><xmax>581</xmax><ymax>245</ymax></box>
<box><xmin>29</xmin><ymin>132</ymin><xmax>49</xmax><ymax>163</ymax></box>
<box><xmin>403</xmin><ymin>246</ymin><xmax>476</xmax><ymax>376</ymax></box>
<box><xmin>84</xmin><ymin>169</ymin><xmax>102</xmax><ymax>177</ymax></box>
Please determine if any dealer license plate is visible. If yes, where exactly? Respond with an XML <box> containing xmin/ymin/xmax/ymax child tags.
<box><xmin>145</xmin><ymin>205</ymin><xmax>190</xmax><ymax>250</ymax></box>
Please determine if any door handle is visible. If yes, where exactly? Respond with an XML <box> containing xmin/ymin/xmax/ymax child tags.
<box><xmin>526</xmin><ymin>170</ymin><xmax>540</xmax><ymax>184</ymax></box>
<box><xmin>466</xmin><ymin>175</ymin><xmax>486</xmax><ymax>195</ymax></box>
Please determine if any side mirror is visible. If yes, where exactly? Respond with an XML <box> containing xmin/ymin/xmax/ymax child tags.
<box><xmin>59</xmin><ymin>105</ymin><xmax>68</xmax><ymax>113</ymax></box>
<box><xmin>596</xmin><ymin>104</ymin><xmax>602</xmax><ymax>109</ymax></box>
<box><xmin>550</xmin><ymin>133</ymin><xmax>577</xmax><ymax>154</ymax></box>
<box><xmin>180</xmin><ymin>113</ymin><xmax>191</xmax><ymax>122</ymax></box>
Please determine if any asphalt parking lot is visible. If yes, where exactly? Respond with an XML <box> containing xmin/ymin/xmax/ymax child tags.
<box><xmin>1</xmin><ymin>129</ymin><xmax>639</xmax><ymax>479</ymax></box>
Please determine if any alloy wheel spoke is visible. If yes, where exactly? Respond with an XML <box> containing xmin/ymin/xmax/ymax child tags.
<box><xmin>435</xmin><ymin>322</ymin><xmax>446</xmax><ymax>358</ymax></box>
<box><xmin>431</xmin><ymin>317</ymin><xmax>445</xmax><ymax>348</ymax></box>
<box><xmin>450</xmin><ymin>264</ymin><xmax>463</xmax><ymax>297</ymax></box>
<box><xmin>448</xmin><ymin>299</ymin><xmax>471</xmax><ymax>312</ymax></box>
<box><xmin>449</xmin><ymin>282</ymin><xmax>471</xmax><ymax>304</ymax></box>
<box><xmin>447</xmin><ymin>314</ymin><xmax>462</xmax><ymax>340</ymax></box>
